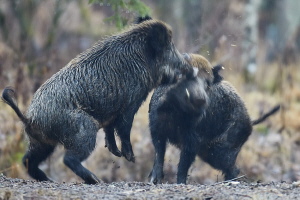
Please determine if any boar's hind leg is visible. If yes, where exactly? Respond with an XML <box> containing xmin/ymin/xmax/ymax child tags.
<box><xmin>219</xmin><ymin>148</ymin><xmax>240</xmax><ymax>181</ymax></box>
<box><xmin>63</xmin><ymin>113</ymin><xmax>101</xmax><ymax>184</ymax></box>
<box><xmin>63</xmin><ymin>150</ymin><xmax>101</xmax><ymax>184</ymax></box>
<box><xmin>104</xmin><ymin>125</ymin><xmax>122</xmax><ymax>157</ymax></box>
<box><xmin>22</xmin><ymin>143</ymin><xmax>55</xmax><ymax>182</ymax></box>
<box><xmin>200</xmin><ymin>145</ymin><xmax>240</xmax><ymax>181</ymax></box>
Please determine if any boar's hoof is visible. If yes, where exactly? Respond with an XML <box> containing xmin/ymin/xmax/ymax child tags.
<box><xmin>123</xmin><ymin>152</ymin><xmax>135</xmax><ymax>163</ymax></box>
<box><xmin>148</xmin><ymin>170</ymin><xmax>163</xmax><ymax>184</ymax></box>
<box><xmin>121</xmin><ymin>143</ymin><xmax>135</xmax><ymax>162</ymax></box>
<box><xmin>111</xmin><ymin>149</ymin><xmax>122</xmax><ymax>157</ymax></box>
<box><xmin>85</xmin><ymin>174</ymin><xmax>102</xmax><ymax>185</ymax></box>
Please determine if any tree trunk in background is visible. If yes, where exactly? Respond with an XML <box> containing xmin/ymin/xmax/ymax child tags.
<box><xmin>257</xmin><ymin>0</ymin><xmax>288</xmax><ymax>64</ymax></box>
<box><xmin>153</xmin><ymin>0</ymin><xmax>202</xmax><ymax>52</ymax></box>
<box><xmin>243</xmin><ymin>0</ymin><xmax>259</xmax><ymax>76</ymax></box>
<box><xmin>182</xmin><ymin>0</ymin><xmax>202</xmax><ymax>52</ymax></box>
<box><xmin>256</xmin><ymin>0</ymin><xmax>300</xmax><ymax>89</ymax></box>
<box><xmin>153</xmin><ymin>0</ymin><xmax>183</xmax><ymax>49</ymax></box>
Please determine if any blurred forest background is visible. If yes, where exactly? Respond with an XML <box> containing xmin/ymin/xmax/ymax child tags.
<box><xmin>0</xmin><ymin>0</ymin><xmax>299</xmax><ymax>184</ymax></box>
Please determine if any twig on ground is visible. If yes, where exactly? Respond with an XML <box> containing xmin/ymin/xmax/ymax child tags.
<box><xmin>211</xmin><ymin>175</ymin><xmax>246</xmax><ymax>186</ymax></box>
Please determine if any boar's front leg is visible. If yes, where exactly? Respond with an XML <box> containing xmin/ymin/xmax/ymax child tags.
<box><xmin>177</xmin><ymin>134</ymin><xmax>197</xmax><ymax>184</ymax></box>
<box><xmin>104</xmin><ymin>125</ymin><xmax>122</xmax><ymax>157</ymax></box>
<box><xmin>149</xmin><ymin>134</ymin><xmax>167</xmax><ymax>184</ymax></box>
<box><xmin>114</xmin><ymin>113</ymin><xmax>136</xmax><ymax>163</ymax></box>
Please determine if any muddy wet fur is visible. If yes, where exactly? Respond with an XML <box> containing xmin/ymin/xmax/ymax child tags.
<box><xmin>148</xmin><ymin>54</ymin><xmax>280</xmax><ymax>184</ymax></box>
<box><xmin>1</xmin><ymin>19</ymin><xmax>190</xmax><ymax>184</ymax></box>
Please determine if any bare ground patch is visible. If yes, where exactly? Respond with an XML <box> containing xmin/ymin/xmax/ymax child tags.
<box><xmin>1</xmin><ymin>175</ymin><xmax>300</xmax><ymax>200</ymax></box>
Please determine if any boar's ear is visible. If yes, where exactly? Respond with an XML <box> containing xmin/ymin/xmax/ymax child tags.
<box><xmin>147</xmin><ymin>22</ymin><xmax>172</xmax><ymax>59</ymax></box>
<box><xmin>135</xmin><ymin>15</ymin><xmax>152</xmax><ymax>24</ymax></box>
<box><xmin>212</xmin><ymin>65</ymin><xmax>224</xmax><ymax>84</ymax></box>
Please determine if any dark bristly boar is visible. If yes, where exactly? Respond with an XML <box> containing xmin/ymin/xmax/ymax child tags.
<box><xmin>1</xmin><ymin>19</ymin><xmax>190</xmax><ymax>184</ymax></box>
<box><xmin>148</xmin><ymin>53</ymin><xmax>280</xmax><ymax>184</ymax></box>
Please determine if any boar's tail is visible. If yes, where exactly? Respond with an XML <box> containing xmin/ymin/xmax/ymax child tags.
<box><xmin>1</xmin><ymin>87</ymin><xmax>28</xmax><ymax>125</ymax></box>
<box><xmin>251</xmin><ymin>104</ymin><xmax>280</xmax><ymax>126</ymax></box>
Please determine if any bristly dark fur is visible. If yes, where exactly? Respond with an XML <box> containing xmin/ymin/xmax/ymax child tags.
<box><xmin>1</xmin><ymin>19</ymin><xmax>190</xmax><ymax>184</ymax></box>
<box><xmin>148</xmin><ymin>54</ymin><xmax>280</xmax><ymax>184</ymax></box>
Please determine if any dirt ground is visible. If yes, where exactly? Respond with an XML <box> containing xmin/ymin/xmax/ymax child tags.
<box><xmin>1</xmin><ymin>174</ymin><xmax>300</xmax><ymax>200</ymax></box>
